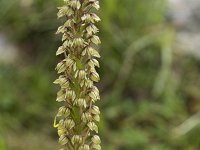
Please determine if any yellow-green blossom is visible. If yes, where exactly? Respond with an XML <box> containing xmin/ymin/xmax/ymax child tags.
<box><xmin>54</xmin><ymin>0</ymin><xmax>101</xmax><ymax>149</ymax></box>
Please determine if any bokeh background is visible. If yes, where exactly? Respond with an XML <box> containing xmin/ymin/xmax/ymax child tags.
<box><xmin>0</xmin><ymin>0</ymin><xmax>200</xmax><ymax>149</ymax></box>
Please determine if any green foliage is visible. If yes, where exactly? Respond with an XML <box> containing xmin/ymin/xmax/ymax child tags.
<box><xmin>0</xmin><ymin>137</ymin><xmax>6</xmax><ymax>150</ymax></box>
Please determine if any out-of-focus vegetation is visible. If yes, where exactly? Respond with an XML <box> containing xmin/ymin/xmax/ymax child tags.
<box><xmin>0</xmin><ymin>0</ymin><xmax>199</xmax><ymax>149</ymax></box>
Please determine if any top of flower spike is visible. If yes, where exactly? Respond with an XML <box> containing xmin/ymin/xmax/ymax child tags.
<box><xmin>63</xmin><ymin>0</ymin><xmax>100</xmax><ymax>10</ymax></box>
<box><xmin>57</xmin><ymin>0</ymin><xmax>100</xmax><ymax>18</ymax></box>
<box><xmin>88</xmin><ymin>0</ymin><xmax>100</xmax><ymax>10</ymax></box>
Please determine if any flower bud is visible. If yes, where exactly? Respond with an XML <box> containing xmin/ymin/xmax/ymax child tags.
<box><xmin>88</xmin><ymin>59</ymin><xmax>100</xmax><ymax>68</ymax></box>
<box><xmin>71</xmin><ymin>135</ymin><xmax>83</xmax><ymax>145</ymax></box>
<box><xmin>65</xmin><ymin>90</ymin><xmax>76</xmax><ymax>102</ymax></box>
<box><xmin>93</xmin><ymin>144</ymin><xmax>101</xmax><ymax>150</ymax></box>
<box><xmin>80</xmin><ymin>80</ymin><xmax>85</xmax><ymax>87</ymax></box>
<box><xmin>64</xmin><ymin>119</ymin><xmax>75</xmax><ymax>130</ymax></box>
<box><xmin>58</xmin><ymin>129</ymin><xmax>65</xmax><ymax>136</ymax></box>
<box><xmin>63</xmin><ymin>39</ymin><xmax>73</xmax><ymax>47</ymax></box>
<box><xmin>58</xmin><ymin>119</ymin><xmax>65</xmax><ymax>128</ymax></box>
<box><xmin>85</xmin><ymin>79</ymin><xmax>93</xmax><ymax>88</ymax></box>
<box><xmin>74</xmin><ymin>38</ymin><xmax>84</xmax><ymax>47</ymax></box>
<box><xmin>81</xmin><ymin>112</ymin><xmax>92</xmax><ymax>123</ymax></box>
<box><xmin>69</xmin><ymin>0</ymin><xmax>81</xmax><ymax>10</ymax></box>
<box><xmin>86</xmin><ymin>46</ymin><xmax>100</xmax><ymax>58</ymax></box>
<box><xmin>56</xmin><ymin>26</ymin><xmax>65</xmax><ymax>34</ymax></box>
<box><xmin>89</xmin><ymin>88</ymin><xmax>100</xmax><ymax>102</ymax></box>
<box><xmin>76</xmin><ymin>98</ymin><xmax>87</xmax><ymax>108</ymax></box>
<box><xmin>59</xmin><ymin>135</ymin><xmax>68</xmax><ymax>145</ymax></box>
<box><xmin>79</xmin><ymin>144</ymin><xmax>90</xmax><ymax>150</ymax></box>
<box><xmin>57</xmin><ymin>106</ymin><xmax>70</xmax><ymax>117</ymax></box>
<box><xmin>65</xmin><ymin>57</ymin><xmax>74</xmax><ymax>68</ymax></box>
<box><xmin>56</xmin><ymin>46</ymin><xmax>65</xmax><ymax>55</ymax></box>
<box><xmin>81</xmin><ymin>13</ymin><xmax>100</xmax><ymax>23</ymax></box>
<box><xmin>91</xmin><ymin>105</ymin><xmax>100</xmax><ymax>115</ymax></box>
<box><xmin>90</xmin><ymin>71</ymin><xmax>100</xmax><ymax>82</ymax></box>
<box><xmin>87</xmin><ymin>122</ymin><xmax>98</xmax><ymax>133</ymax></box>
<box><xmin>58</xmin><ymin>125</ymin><xmax>67</xmax><ymax>136</ymax></box>
<box><xmin>93</xmin><ymin>114</ymin><xmax>100</xmax><ymax>122</ymax></box>
<box><xmin>86</xmin><ymin>24</ymin><xmax>99</xmax><ymax>36</ymax></box>
<box><xmin>57</xmin><ymin>6</ymin><xmax>73</xmax><ymax>18</ymax></box>
<box><xmin>79</xmin><ymin>70</ymin><xmax>86</xmax><ymax>80</ymax></box>
<box><xmin>91</xmin><ymin>35</ymin><xmax>101</xmax><ymax>45</ymax></box>
<box><xmin>54</xmin><ymin>76</ymin><xmax>69</xmax><ymax>88</ymax></box>
<box><xmin>56</xmin><ymin>61</ymin><xmax>65</xmax><ymax>74</ymax></box>
<box><xmin>92</xmin><ymin>1</ymin><xmax>100</xmax><ymax>10</ymax></box>
<box><xmin>56</xmin><ymin>91</ymin><xmax>65</xmax><ymax>102</ymax></box>
<box><xmin>91</xmin><ymin>135</ymin><xmax>101</xmax><ymax>145</ymax></box>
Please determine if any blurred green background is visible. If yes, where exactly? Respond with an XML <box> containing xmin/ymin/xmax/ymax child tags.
<box><xmin>0</xmin><ymin>0</ymin><xmax>199</xmax><ymax>149</ymax></box>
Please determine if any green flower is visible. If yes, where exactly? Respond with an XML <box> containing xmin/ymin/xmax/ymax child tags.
<box><xmin>54</xmin><ymin>0</ymin><xmax>101</xmax><ymax>149</ymax></box>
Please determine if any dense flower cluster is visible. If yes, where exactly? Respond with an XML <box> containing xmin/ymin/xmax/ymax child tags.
<box><xmin>54</xmin><ymin>0</ymin><xmax>101</xmax><ymax>149</ymax></box>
